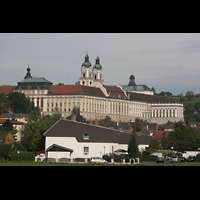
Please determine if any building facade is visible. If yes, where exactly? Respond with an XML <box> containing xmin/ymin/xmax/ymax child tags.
<box><xmin>0</xmin><ymin>53</ymin><xmax>184</xmax><ymax>125</ymax></box>
<box><xmin>79</xmin><ymin>54</ymin><xmax>104</xmax><ymax>87</ymax></box>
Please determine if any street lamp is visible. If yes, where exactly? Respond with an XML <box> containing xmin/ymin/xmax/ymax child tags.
<box><xmin>104</xmin><ymin>146</ymin><xmax>106</xmax><ymax>155</ymax></box>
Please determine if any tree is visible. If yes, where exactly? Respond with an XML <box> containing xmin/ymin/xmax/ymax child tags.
<box><xmin>28</xmin><ymin>106</ymin><xmax>41</xmax><ymax>122</ymax></box>
<box><xmin>151</xmin><ymin>87</ymin><xmax>156</xmax><ymax>94</ymax></box>
<box><xmin>21</xmin><ymin>121</ymin><xmax>46</xmax><ymax>151</ymax></box>
<box><xmin>30</xmin><ymin>129</ymin><xmax>42</xmax><ymax>151</ymax></box>
<box><xmin>5</xmin><ymin>133</ymin><xmax>14</xmax><ymax>148</ymax></box>
<box><xmin>0</xmin><ymin>102</ymin><xmax>8</xmax><ymax>114</ymax></box>
<box><xmin>194</xmin><ymin>102</ymin><xmax>200</xmax><ymax>113</ymax></box>
<box><xmin>149</xmin><ymin>138</ymin><xmax>160</xmax><ymax>150</ymax></box>
<box><xmin>128</xmin><ymin>134</ymin><xmax>139</xmax><ymax>158</ymax></box>
<box><xmin>2</xmin><ymin>119</ymin><xmax>13</xmax><ymax>132</ymax></box>
<box><xmin>179</xmin><ymin>97</ymin><xmax>185</xmax><ymax>103</ymax></box>
<box><xmin>99</xmin><ymin>116</ymin><xmax>113</xmax><ymax>127</ymax></box>
<box><xmin>0</xmin><ymin>93</ymin><xmax>7</xmax><ymax>115</ymax></box>
<box><xmin>67</xmin><ymin>106</ymin><xmax>86</xmax><ymax>123</ymax></box>
<box><xmin>7</xmin><ymin>92</ymin><xmax>35</xmax><ymax>113</ymax></box>
<box><xmin>184</xmin><ymin>104</ymin><xmax>195</xmax><ymax>116</ymax></box>
<box><xmin>185</xmin><ymin>91</ymin><xmax>194</xmax><ymax>101</ymax></box>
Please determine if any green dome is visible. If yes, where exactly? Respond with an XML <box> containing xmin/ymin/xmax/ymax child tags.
<box><xmin>82</xmin><ymin>53</ymin><xmax>92</xmax><ymax>68</ymax></box>
<box><xmin>93</xmin><ymin>56</ymin><xmax>102</xmax><ymax>70</ymax></box>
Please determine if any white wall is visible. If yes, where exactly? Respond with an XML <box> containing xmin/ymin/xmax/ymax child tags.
<box><xmin>45</xmin><ymin>137</ymin><xmax>128</xmax><ymax>159</ymax></box>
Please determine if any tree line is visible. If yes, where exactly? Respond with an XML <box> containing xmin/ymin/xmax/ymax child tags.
<box><xmin>149</xmin><ymin>121</ymin><xmax>200</xmax><ymax>153</ymax></box>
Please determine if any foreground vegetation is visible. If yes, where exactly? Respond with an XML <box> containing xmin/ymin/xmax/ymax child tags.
<box><xmin>1</xmin><ymin>161</ymin><xmax>200</xmax><ymax>166</ymax></box>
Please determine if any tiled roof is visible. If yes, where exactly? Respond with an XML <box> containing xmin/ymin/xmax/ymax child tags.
<box><xmin>128</xmin><ymin>92</ymin><xmax>177</xmax><ymax>103</ymax></box>
<box><xmin>161</xmin><ymin>122</ymin><xmax>175</xmax><ymax>130</ymax></box>
<box><xmin>153</xmin><ymin>130</ymin><xmax>169</xmax><ymax>140</ymax></box>
<box><xmin>44</xmin><ymin>119</ymin><xmax>131</xmax><ymax>144</ymax></box>
<box><xmin>0</xmin><ymin>118</ymin><xmax>26</xmax><ymax>125</ymax></box>
<box><xmin>49</xmin><ymin>85</ymin><xmax>106</xmax><ymax>97</ymax></box>
<box><xmin>0</xmin><ymin>86</ymin><xmax>16</xmax><ymax>95</ymax></box>
<box><xmin>104</xmin><ymin>85</ymin><xmax>128</xmax><ymax>99</ymax></box>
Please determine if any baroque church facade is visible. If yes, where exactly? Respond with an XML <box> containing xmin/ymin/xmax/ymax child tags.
<box><xmin>0</xmin><ymin>53</ymin><xmax>184</xmax><ymax>124</ymax></box>
<box><xmin>79</xmin><ymin>53</ymin><xmax>104</xmax><ymax>87</ymax></box>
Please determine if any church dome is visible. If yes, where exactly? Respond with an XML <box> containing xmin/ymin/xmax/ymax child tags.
<box><xmin>130</xmin><ymin>74</ymin><xmax>135</xmax><ymax>79</ymax></box>
<box><xmin>128</xmin><ymin>73</ymin><xmax>136</xmax><ymax>86</ymax></box>
<box><xmin>82</xmin><ymin>53</ymin><xmax>92</xmax><ymax>68</ymax></box>
<box><xmin>93</xmin><ymin>56</ymin><xmax>102</xmax><ymax>70</ymax></box>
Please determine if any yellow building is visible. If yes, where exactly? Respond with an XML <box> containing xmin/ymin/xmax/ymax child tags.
<box><xmin>0</xmin><ymin>113</ymin><xmax>27</xmax><ymax>141</ymax></box>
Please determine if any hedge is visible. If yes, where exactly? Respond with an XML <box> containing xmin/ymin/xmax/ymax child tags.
<box><xmin>10</xmin><ymin>151</ymin><xmax>35</xmax><ymax>161</ymax></box>
<box><xmin>142</xmin><ymin>155</ymin><xmax>158</xmax><ymax>161</ymax></box>
<box><xmin>196</xmin><ymin>153</ymin><xmax>200</xmax><ymax>162</ymax></box>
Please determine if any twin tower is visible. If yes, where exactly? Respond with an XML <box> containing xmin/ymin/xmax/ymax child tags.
<box><xmin>79</xmin><ymin>53</ymin><xmax>104</xmax><ymax>87</ymax></box>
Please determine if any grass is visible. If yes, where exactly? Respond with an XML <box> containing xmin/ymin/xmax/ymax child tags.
<box><xmin>172</xmin><ymin>96</ymin><xmax>200</xmax><ymax>106</ymax></box>
<box><xmin>0</xmin><ymin>161</ymin><xmax>149</xmax><ymax>166</ymax></box>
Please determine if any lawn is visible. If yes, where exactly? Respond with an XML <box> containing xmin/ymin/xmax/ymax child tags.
<box><xmin>172</xmin><ymin>96</ymin><xmax>200</xmax><ymax>106</ymax></box>
<box><xmin>0</xmin><ymin>161</ymin><xmax>148</xmax><ymax>166</ymax></box>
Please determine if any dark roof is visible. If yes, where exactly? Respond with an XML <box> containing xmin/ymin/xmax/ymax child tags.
<box><xmin>113</xmin><ymin>122</ymin><xmax>132</xmax><ymax>131</ymax></box>
<box><xmin>128</xmin><ymin>92</ymin><xmax>177</xmax><ymax>103</ymax></box>
<box><xmin>0</xmin><ymin>113</ymin><xmax>27</xmax><ymax>119</ymax></box>
<box><xmin>46</xmin><ymin>144</ymin><xmax>73</xmax><ymax>152</ymax></box>
<box><xmin>49</xmin><ymin>85</ymin><xmax>106</xmax><ymax>97</ymax></box>
<box><xmin>129</xmin><ymin>122</ymin><xmax>158</xmax><ymax>131</ymax></box>
<box><xmin>44</xmin><ymin>119</ymin><xmax>131</xmax><ymax>144</ymax></box>
<box><xmin>104</xmin><ymin>85</ymin><xmax>128</xmax><ymax>100</ymax></box>
<box><xmin>135</xmin><ymin>132</ymin><xmax>152</xmax><ymax>145</ymax></box>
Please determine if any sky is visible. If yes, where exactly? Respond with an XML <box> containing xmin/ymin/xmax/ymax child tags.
<box><xmin>0</xmin><ymin>33</ymin><xmax>200</xmax><ymax>95</ymax></box>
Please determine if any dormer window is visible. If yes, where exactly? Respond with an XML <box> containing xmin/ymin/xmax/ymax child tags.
<box><xmin>83</xmin><ymin>133</ymin><xmax>89</xmax><ymax>140</ymax></box>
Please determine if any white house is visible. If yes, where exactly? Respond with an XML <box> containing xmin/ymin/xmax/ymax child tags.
<box><xmin>43</xmin><ymin>119</ymin><xmax>132</xmax><ymax>161</ymax></box>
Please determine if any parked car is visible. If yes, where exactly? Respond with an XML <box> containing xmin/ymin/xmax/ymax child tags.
<box><xmin>171</xmin><ymin>156</ymin><xmax>179</xmax><ymax>163</ymax></box>
<box><xmin>179</xmin><ymin>157</ymin><xmax>186</xmax><ymax>162</ymax></box>
<box><xmin>91</xmin><ymin>157</ymin><xmax>107</xmax><ymax>163</ymax></box>
<box><xmin>187</xmin><ymin>156</ymin><xmax>196</xmax><ymax>162</ymax></box>
<box><xmin>157</xmin><ymin>157</ymin><xmax>164</xmax><ymax>163</ymax></box>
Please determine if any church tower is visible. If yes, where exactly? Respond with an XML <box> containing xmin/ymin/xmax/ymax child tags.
<box><xmin>79</xmin><ymin>53</ymin><xmax>104</xmax><ymax>87</ymax></box>
<box><xmin>92</xmin><ymin>55</ymin><xmax>104</xmax><ymax>86</ymax></box>
<box><xmin>79</xmin><ymin>53</ymin><xmax>93</xmax><ymax>86</ymax></box>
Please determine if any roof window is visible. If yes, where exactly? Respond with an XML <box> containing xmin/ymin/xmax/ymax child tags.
<box><xmin>83</xmin><ymin>133</ymin><xmax>89</xmax><ymax>140</ymax></box>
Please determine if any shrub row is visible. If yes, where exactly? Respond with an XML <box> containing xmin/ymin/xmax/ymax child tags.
<box><xmin>10</xmin><ymin>151</ymin><xmax>35</xmax><ymax>161</ymax></box>
<box><xmin>142</xmin><ymin>155</ymin><xmax>158</xmax><ymax>161</ymax></box>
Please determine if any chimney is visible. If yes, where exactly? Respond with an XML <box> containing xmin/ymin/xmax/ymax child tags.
<box><xmin>71</xmin><ymin>115</ymin><xmax>76</xmax><ymax>121</ymax></box>
<box><xmin>146</xmin><ymin>124</ymin><xmax>149</xmax><ymax>130</ymax></box>
<box><xmin>94</xmin><ymin>120</ymin><xmax>99</xmax><ymax>126</ymax></box>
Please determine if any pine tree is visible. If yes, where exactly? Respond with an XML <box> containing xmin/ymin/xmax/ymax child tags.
<box><xmin>30</xmin><ymin>129</ymin><xmax>42</xmax><ymax>151</ymax></box>
<box><xmin>128</xmin><ymin>134</ymin><xmax>139</xmax><ymax>158</ymax></box>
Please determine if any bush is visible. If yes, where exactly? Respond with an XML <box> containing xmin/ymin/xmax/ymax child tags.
<box><xmin>0</xmin><ymin>144</ymin><xmax>12</xmax><ymax>160</ymax></box>
<box><xmin>103</xmin><ymin>155</ymin><xmax>112</xmax><ymax>162</ymax></box>
<box><xmin>10</xmin><ymin>151</ymin><xmax>35</xmax><ymax>161</ymax></box>
<box><xmin>196</xmin><ymin>154</ymin><xmax>200</xmax><ymax>162</ymax></box>
<box><xmin>142</xmin><ymin>155</ymin><xmax>158</xmax><ymax>161</ymax></box>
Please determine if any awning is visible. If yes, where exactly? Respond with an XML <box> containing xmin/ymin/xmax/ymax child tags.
<box><xmin>46</xmin><ymin>144</ymin><xmax>73</xmax><ymax>153</ymax></box>
<box><xmin>114</xmin><ymin>149</ymin><xmax>127</xmax><ymax>152</ymax></box>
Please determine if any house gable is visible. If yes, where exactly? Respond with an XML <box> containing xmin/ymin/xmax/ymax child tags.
<box><xmin>43</xmin><ymin>119</ymin><xmax>131</xmax><ymax>144</ymax></box>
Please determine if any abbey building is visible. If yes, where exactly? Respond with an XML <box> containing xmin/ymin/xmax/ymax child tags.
<box><xmin>0</xmin><ymin>53</ymin><xmax>184</xmax><ymax>125</ymax></box>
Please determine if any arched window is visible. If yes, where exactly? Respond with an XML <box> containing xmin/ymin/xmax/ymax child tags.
<box><xmin>82</xmin><ymin>81</ymin><xmax>85</xmax><ymax>85</ymax></box>
<box><xmin>83</xmin><ymin>73</ymin><xmax>85</xmax><ymax>78</ymax></box>
<box><xmin>95</xmin><ymin>75</ymin><xmax>97</xmax><ymax>80</ymax></box>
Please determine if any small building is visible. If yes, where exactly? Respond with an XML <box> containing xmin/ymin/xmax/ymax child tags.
<box><xmin>43</xmin><ymin>119</ymin><xmax>132</xmax><ymax>161</ymax></box>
